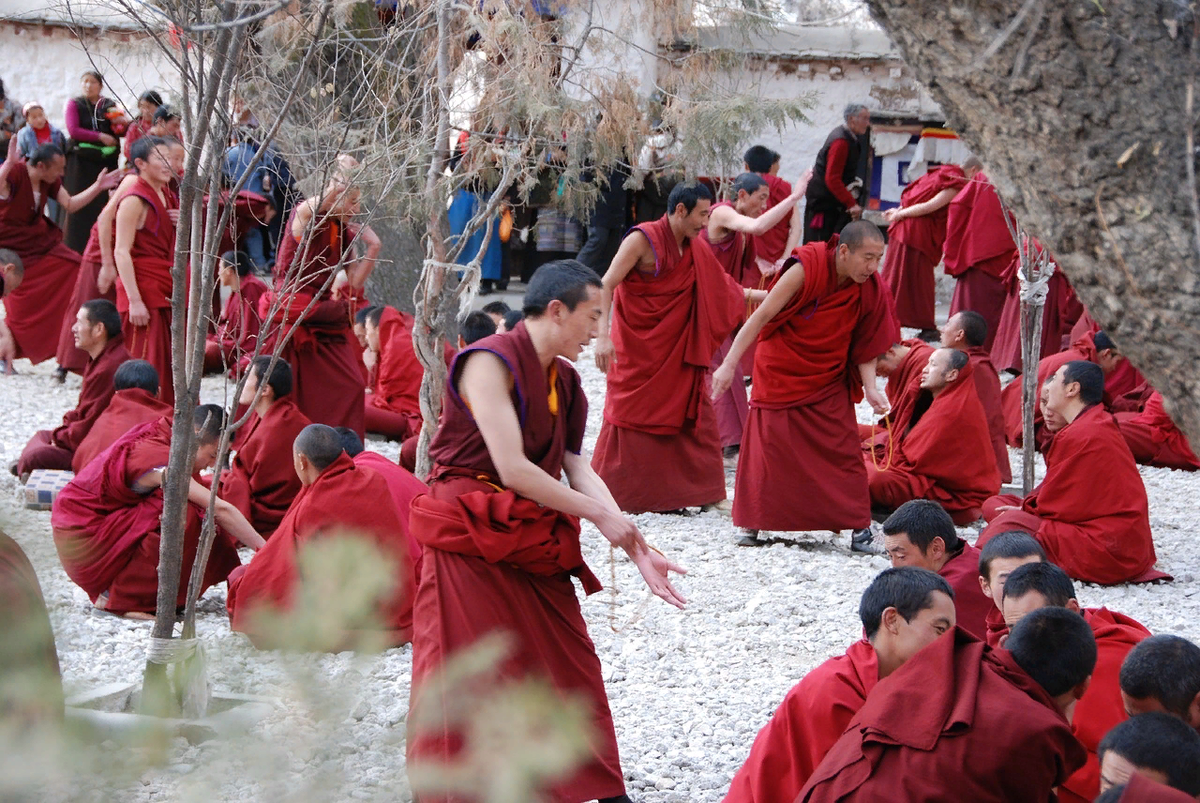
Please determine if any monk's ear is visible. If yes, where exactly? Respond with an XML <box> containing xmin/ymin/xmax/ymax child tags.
<box><xmin>1072</xmin><ymin>675</ymin><xmax>1092</xmax><ymax>702</ymax></box>
<box><xmin>881</xmin><ymin>606</ymin><xmax>902</xmax><ymax>635</ymax></box>
<box><xmin>1065</xmin><ymin>599</ymin><xmax>1082</xmax><ymax>614</ymax></box>
<box><xmin>929</xmin><ymin>537</ymin><xmax>946</xmax><ymax>560</ymax></box>
<box><xmin>977</xmin><ymin>575</ymin><xmax>992</xmax><ymax>599</ymax></box>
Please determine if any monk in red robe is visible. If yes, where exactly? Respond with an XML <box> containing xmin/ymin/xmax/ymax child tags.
<box><xmin>220</xmin><ymin>356</ymin><xmax>311</xmax><ymax>537</ymax></box>
<box><xmin>798</xmin><ymin>608</ymin><xmax>1093</xmax><ymax>802</ymax></box>
<box><xmin>724</xmin><ymin>567</ymin><xmax>956</xmax><ymax>803</ymax></box>
<box><xmin>743</xmin><ymin>145</ymin><xmax>803</xmax><ymax>270</ymax></box>
<box><xmin>975</xmin><ymin>530</ymin><xmax>1047</xmax><ymax>647</ymax></box>
<box><xmin>363</xmin><ymin>305</ymin><xmax>424</xmax><ymax>441</ymax></box>
<box><xmin>407</xmin><ymin>262</ymin><xmax>687</xmax><ymax>803</ymax></box>
<box><xmin>113</xmin><ymin>137</ymin><xmax>178</xmax><ymax>406</ymax></box>
<box><xmin>71</xmin><ymin>359</ymin><xmax>170</xmax><ymax>473</ymax></box>
<box><xmin>1113</xmin><ymin>387</ymin><xmax>1200</xmax><ymax>471</ymax></box>
<box><xmin>0</xmin><ymin>250</ymin><xmax>23</xmax><ymax>370</ymax></box>
<box><xmin>16</xmin><ymin>300</ymin><xmax>130</xmax><ymax>475</ymax></box>
<box><xmin>980</xmin><ymin>361</ymin><xmax>1164</xmax><ymax>585</ymax></box>
<box><xmin>711</xmin><ymin>221</ymin><xmax>898</xmax><ymax>549</ymax></box>
<box><xmin>866</xmin><ymin>349</ymin><xmax>1000</xmax><ymax>522</ymax></box>
<box><xmin>940</xmin><ymin>310</ymin><xmax>1012</xmax><ymax>482</ymax></box>
<box><xmin>880</xmin><ymin>500</ymin><xmax>995</xmax><ymax>641</ymax></box>
<box><xmin>204</xmin><ymin>249</ymin><xmax>268</xmax><ymax>376</ymax></box>
<box><xmin>990</xmin><ymin>239</ymin><xmax>1084</xmax><ymax>374</ymax></box>
<box><xmin>862</xmin><ymin>339</ymin><xmax>935</xmax><ymax>448</ymax></box>
<box><xmin>998</xmin><ymin>561</ymin><xmax>1151</xmax><ymax>802</ymax></box>
<box><xmin>0</xmin><ymin>139</ymin><xmax>118</xmax><ymax>365</ymax></box>
<box><xmin>880</xmin><ymin>163</ymin><xmax>967</xmax><ymax>337</ymax></box>
<box><xmin>593</xmin><ymin>183</ymin><xmax>749</xmax><ymax>512</ymax></box>
<box><xmin>51</xmin><ymin>406</ymin><xmax>264</xmax><ymax>618</ymax></box>
<box><xmin>1119</xmin><ymin>634</ymin><xmax>1200</xmax><ymax>728</ymax></box>
<box><xmin>941</xmin><ymin>159</ymin><xmax>1016</xmax><ymax>351</ymax></box>
<box><xmin>1097</xmin><ymin>713</ymin><xmax>1200</xmax><ymax>797</ymax></box>
<box><xmin>226</xmin><ymin>424</ymin><xmax>413</xmax><ymax>649</ymax></box>
<box><xmin>0</xmin><ymin>529</ymin><xmax>64</xmax><ymax>723</ymax></box>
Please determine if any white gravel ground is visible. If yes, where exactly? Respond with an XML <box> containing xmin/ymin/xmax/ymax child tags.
<box><xmin>2</xmin><ymin>340</ymin><xmax>1198</xmax><ymax>802</ymax></box>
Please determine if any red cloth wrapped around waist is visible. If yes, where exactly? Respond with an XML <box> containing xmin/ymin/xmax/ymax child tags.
<box><xmin>258</xmin><ymin>290</ymin><xmax>350</xmax><ymax>353</ymax></box>
<box><xmin>411</xmin><ymin>468</ymin><xmax>602</xmax><ymax>595</ymax></box>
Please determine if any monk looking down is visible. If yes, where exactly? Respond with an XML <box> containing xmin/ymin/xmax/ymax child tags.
<box><xmin>1119</xmin><ymin>635</ymin><xmax>1200</xmax><ymax>730</ymax></box>
<box><xmin>71</xmin><ymin>359</ymin><xmax>171</xmax><ymax>474</ymax></box>
<box><xmin>862</xmin><ymin>338</ymin><xmax>934</xmax><ymax>455</ymax></box>
<box><xmin>363</xmin><ymin>305</ymin><xmax>428</xmax><ymax>442</ymax></box>
<box><xmin>1097</xmin><ymin>713</ymin><xmax>1200</xmax><ymax>797</ymax></box>
<box><xmin>940</xmin><ymin>310</ymin><xmax>1011</xmax><ymax>482</ymax></box>
<box><xmin>975</xmin><ymin>530</ymin><xmax>1047</xmax><ymax>647</ymax></box>
<box><xmin>204</xmin><ymin>250</ymin><xmax>267</xmax><ymax>376</ymax></box>
<box><xmin>724</xmin><ymin>567</ymin><xmax>955</xmax><ymax>803</ymax></box>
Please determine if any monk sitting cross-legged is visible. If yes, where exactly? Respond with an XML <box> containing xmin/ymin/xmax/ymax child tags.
<box><xmin>1119</xmin><ymin>634</ymin><xmax>1200</xmax><ymax>729</ymax></box>
<box><xmin>220</xmin><ymin>356</ymin><xmax>312</xmax><ymax>538</ymax></box>
<box><xmin>1097</xmin><ymin>713</ymin><xmax>1200</xmax><ymax>797</ymax></box>
<box><xmin>940</xmin><ymin>310</ymin><xmax>1011</xmax><ymax>482</ymax></box>
<box><xmin>799</xmin><ymin>607</ymin><xmax>1094</xmax><ymax>802</ymax></box>
<box><xmin>724</xmin><ymin>567</ymin><xmax>956</xmax><ymax>803</ymax></box>
<box><xmin>975</xmin><ymin>530</ymin><xmax>1047</xmax><ymax>647</ymax></box>
<box><xmin>880</xmin><ymin>500</ymin><xmax>994</xmax><ymax>641</ymax></box>
<box><xmin>71</xmin><ymin>359</ymin><xmax>171</xmax><ymax>474</ymax></box>
<box><xmin>203</xmin><ymin>250</ymin><xmax>268</xmax><ymax>377</ymax></box>
<box><xmin>866</xmin><ymin>348</ymin><xmax>1000</xmax><ymax>523</ymax></box>
<box><xmin>979</xmin><ymin>360</ymin><xmax>1165</xmax><ymax>585</ymax></box>
<box><xmin>1000</xmin><ymin>562</ymin><xmax>1151</xmax><ymax>803</ymax></box>
<box><xmin>51</xmin><ymin>405</ymin><xmax>264</xmax><ymax>619</ymax></box>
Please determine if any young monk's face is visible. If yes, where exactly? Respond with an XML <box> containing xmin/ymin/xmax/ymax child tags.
<box><xmin>554</xmin><ymin>286</ymin><xmax>602</xmax><ymax>362</ymax></box>
<box><xmin>239</xmin><ymin>367</ymin><xmax>261</xmax><ymax>406</ymax></box>
<box><xmin>194</xmin><ymin>439</ymin><xmax>219</xmax><ymax>472</ymax></box>
<box><xmin>25</xmin><ymin>107</ymin><xmax>47</xmax><ymax>130</ymax></box>
<box><xmin>919</xmin><ymin>349</ymin><xmax>956</xmax><ymax>392</ymax></box>
<box><xmin>353</xmin><ymin>322</ymin><xmax>368</xmax><ymax>349</ymax></box>
<box><xmin>736</xmin><ymin>185</ymin><xmax>770</xmax><ymax>218</ymax></box>
<box><xmin>167</xmin><ymin>144</ymin><xmax>186</xmax><ymax>177</ymax></box>
<box><xmin>979</xmin><ymin>555</ymin><xmax>1044</xmax><ymax>608</ymax></box>
<box><xmin>939</xmin><ymin>314</ymin><xmax>965</xmax><ymax>349</ymax></box>
<box><xmin>138</xmin><ymin>145</ymin><xmax>175</xmax><ymax>186</ymax></box>
<box><xmin>1001</xmin><ymin>590</ymin><xmax>1053</xmax><ymax>629</ymax></box>
<box><xmin>837</xmin><ymin>238</ymin><xmax>884</xmax><ymax>284</ymax></box>
<box><xmin>887</xmin><ymin>590</ymin><xmax>956</xmax><ymax>663</ymax></box>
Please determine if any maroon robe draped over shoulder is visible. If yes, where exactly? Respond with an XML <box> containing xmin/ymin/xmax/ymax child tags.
<box><xmin>936</xmin><ymin>544</ymin><xmax>996</xmax><ymax>642</ymax></box>
<box><xmin>71</xmin><ymin>387</ymin><xmax>172</xmax><ymax>473</ymax></box>
<box><xmin>352</xmin><ymin>450</ymin><xmax>427</xmax><ymax>583</ymax></box>
<box><xmin>966</xmin><ymin>345</ymin><xmax>1012</xmax><ymax>483</ymax></box>
<box><xmin>861</xmin><ymin>339</ymin><xmax>934</xmax><ymax>451</ymax></box>
<box><xmin>219</xmin><ymin>398</ymin><xmax>311</xmax><ymax>538</ymax></box>
<box><xmin>1115</xmin><ymin>389</ymin><xmax>1200</xmax><ymax>471</ymax></box>
<box><xmin>942</xmin><ymin>173</ymin><xmax>1016</xmax><ymax>350</ymax></box>
<box><xmin>364</xmin><ymin>307</ymin><xmax>424</xmax><ymax>440</ymax></box>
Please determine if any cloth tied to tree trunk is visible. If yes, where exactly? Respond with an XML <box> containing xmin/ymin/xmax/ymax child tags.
<box><xmin>1019</xmin><ymin>259</ymin><xmax>1055</xmax><ymax>304</ymax></box>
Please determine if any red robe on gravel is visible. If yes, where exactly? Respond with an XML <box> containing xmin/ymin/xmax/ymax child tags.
<box><xmin>1114</xmin><ymin>389</ymin><xmax>1200</xmax><ymax>471</ymax></box>
<box><xmin>592</xmin><ymin>215</ymin><xmax>744</xmax><ymax>512</ymax></box>
<box><xmin>965</xmin><ymin>345</ymin><xmax>1012</xmax><ymax>483</ymax></box>
<box><xmin>364</xmin><ymin>307</ymin><xmax>425</xmax><ymax>441</ymax></box>
<box><xmin>352</xmin><ymin>450</ymin><xmax>427</xmax><ymax>584</ymax></box>
<box><xmin>219</xmin><ymin>398</ymin><xmax>311</xmax><ymax>538</ymax></box>
<box><xmin>0</xmin><ymin>161</ymin><xmax>80</xmax><ymax>364</ymax></box>
<box><xmin>979</xmin><ymin>404</ymin><xmax>1166</xmax><ymax>585</ymax></box>
<box><xmin>71</xmin><ymin>387</ymin><xmax>172</xmax><ymax>474</ymax></box>
<box><xmin>724</xmin><ymin>639</ymin><xmax>878</xmax><ymax>803</ymax></box>
<box><xmin>942</xmin><ymin>173</ymin><xmax>1016</xmax><ymax>351</ymax></box>
<box><xmin>203</xmin><ymin>273</ymin><xmax>268</xmax><ymax>376</ymax></box>
<box><xmin>880</xmin><ymin>165</ymin><xmax>966</xmax><ymax>330</ymax></box>
<box><xmin>408</xmin><ymin>322</ymin><xmax>626</xmax><ymax>802</ymax></box>
<box><xmin>937</xmin><ymin>544</ymin><xmax>996</xmax><ymax>642</ymax></box>
<box><xmin>735</xmin><ymin>238</ymin><xmax>899</xmax><ymax>532</ymax></box>
<box><xmin>56</xmin><ymin>209</ymin><xmax>125</xmax><ymax>374</ymax></box>
<box><xmin>50</xmin><ymin>419</ymin><xmax>241</xmax><ymax>615</ymax></box>
<box><xmin>0</xmin><ymin>530</ymin><xmax>64</xmax><ymax>721</ymax></box>
<box><xmin>17</xmin><ymin>333</ymin><xmax>131</xmax><ymax>474</ymax></box>
<box><xmin>798</xmin><ymin>628</ymin><xmax>1087</xmax><ymax>803</ymax></box>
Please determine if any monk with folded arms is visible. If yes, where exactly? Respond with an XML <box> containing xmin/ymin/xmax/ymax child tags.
<box><xmin>979</xmin><ymin>360</ymin><xmax>1162</xmax><ymax>585</ymax></box>
<box><xmin>724</xmin><ymin>566</ymin><xmax>955</xmax><ymax>803</ymax></box>
<box><xmin>226</xmin><ymin>423</ymin><xmax>414</xmax><ymax>649</ymax></box>
<box><xmin>1097</xmin><ymin>713</ymin><xmax>1200</xmax><ymax>797</ymax></box>
<box><xmin>976</xmin><ymin>530</ymin><xmax>1046</xmax><ymax>647</ymax></box>
<box><xmin>71</xmin><ymin>359</ymin><xmax>171</xmax><ymax>473</ymax></box>
<box><xmin>711</xmin><ymin>220</ymin><xmax>898</xmax><ymax>549</ymax></box>
<box><xmin>1119</xmin><ymin>634</ymin><xmax>1200</xmax><ymax>728</ymax></box>
<box><xmin>407</xmin><ymin>261</ymin><xmax>687</xmax><ymax>803</ymax></box>
<box><xmin>51</xmin><ymin>405</ymin><xmax>264</xmax><ymax>619</ymax></box>
<box><xmin>880</xmin><ymin>500</ymin><xmax>994</xmax><ymax>641</ymax></box>
<box><xmin>220</xmin><ymin>356</ymin><xmax>311</xmax><ymax>537</ymax></box>
<box><xmin>866</xmin><ymin>348</ymin><xmax>1000</xmax><ymax>522</ymax></box>
<box><xmin>15</xmin><ymin>299</ymin><xmax>131</xmax><ymax>476</ymax></box>
<box><xmin>799</xmin><ymin>606</ymin><xmax>1095</xmax><ymax>802</ymax></box>
<box><xmin>940</xmin><ymin>310</ymin><xmax>1011</xmax><ymax>482</ymax></box>
<box><xmin>1000</xmin><ymin>562</ymin><xmax>1151</xmax><ymax>803</ymax></box>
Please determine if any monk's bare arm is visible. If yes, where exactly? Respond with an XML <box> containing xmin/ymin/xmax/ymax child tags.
<box><xmin>858</xmin><ymin>361</ymin><xmax>889</xmax><ymax>414</ymax></box>
<box><xmin>782</xmin><ymin>205</ymin><xmax>802</xmax><ymax>262</ymax></box>
<box><xmin>114</xmin><ymin>196</ymin><xmax>151</xmax><ymax>324</ymax></box>
<box><xmin>97</xmin><ymin>175</ymin><xmax>139</xmax><ymax>292</ymax></box>
<box><xmin>711</xmin><ymin>262</ymin><xmax>806</xmax><ymax>399</ymax></box>
<box><xmin>187</xmin><ymin>479</ymin><xmax>266</xmax><ymax>550</ymax></box>
<box><xmin>562</xmin><ymin>451</ymin><xmax>621</xmax><ymax>516</ymax></box>
<box><xmin>594</xmin><ymin>231</ymin><xmax>651</xmax><ymax>373</ymax></box>
<box><xmin>345</xmin><ymin>223</ymin><xmax>381</xmax><ymax>290</ymax></box>
<box><xmin>59</xmin><ymin>168</ymin><xmax>120</xmax><ymax>213</ymax></box>
<box><xmin>884</xmin><ymin>188</ymin><xmax>958</xmax><ymax>223</ymax></box>
<box><xmin>0</xmin><ymin>136</ymin><xmax>17</xmax><ymax>198</ymax></box>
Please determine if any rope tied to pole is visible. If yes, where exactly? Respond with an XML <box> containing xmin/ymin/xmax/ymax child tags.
<box><xmin>146</xmin><ymin>636</ymin><xmax>201</xmax><ymax>665</ymax></box>
<box><xmin>1018</xmin><ymin>258</ymin><xmax>1055</xmax><ymax>305</ymax></box>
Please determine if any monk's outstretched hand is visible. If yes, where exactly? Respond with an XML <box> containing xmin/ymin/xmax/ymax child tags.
<box><xmin>711</xmin><ymin>361</ymin><xmax>735</xmax><ymax>401</ymax></box>
<box><xmin>864</xmin><ymin>386</ymin><xmax>889</xmax><ymax>415</ymax></box>
<box><xmin>630</xmin><ymin>547</ymin><xmax>688</xmax><ymax>610</ymax></box>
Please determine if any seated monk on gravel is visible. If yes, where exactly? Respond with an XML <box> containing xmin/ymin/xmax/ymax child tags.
<box><xmin>979</xmin><ymin>360</ymin><xmax>1164</xmax><ymax>585</ymax></box>
<box><xmin>0</xmin><ymin>248</ymin><xmax>25</xmax><ymax>372</ymax></box>
<box><xmin>725</xmin><ymin>566</ymin><xmax>956</xmax><ymax>803</ymax></box>
<box><xmin>1000</xmin><ymin>562</ymin><xmax>1151</xmax><ymax>803</ymax></box>
<box><xmin>798</xmin><ymin>607</ymin><xmax>1095</xmax><ymax>802</ymax></box>
<box><xmin>859</xmin><ymin>339</ymin><xmax>933</xmax><ymax>448</ymax></box>
<box><xmin>71</xmin><ymin>359</ymin><xmax>171</xmax><ymax>473</ymax></box>
<box><xmin>204</xmin><ymin>250</ymin><xmax>268</xmax><ymax>376</ymax></box>
<box><xmin>1112</xmin><ymin>386</ymin><xmax>1200</xmax><ymax>472</ymax></box>
<box><xmin>1120</xmin><ymin>634</ymin><xmax>1200</xmax><ymax>729</ymax></box>
<box><xmin>1098</xmin><ymin>713</ymin><xmax>1200</xmax><ymax>797</ymax></box>
<box><xmin>364</xmin><ymin>305</ymin><xmax>426</xmax><ymax>441</ymax></box>
<box><xmin>220</xmin><ymin>356</ymin><xmax>311</xmax><ymax>537</ymax></box>
<box><xmin>51</xmin><ymin>405</ymin><xmax>264</xmax><ymax>619</ymax></box>
<box><xmin>880</xmin><ymin>500</ymin><xmax>994</xmax><ymax>641</ymax></box>
<box><xmin>866</xmin><ymin>348</ymin><xmax>1000</xmax><ymax>524</ymax></box>
<box><xmin>15</xmin><ymin>299</ymin><xmax>131</xmax><ymax>477</ymax></box>
<box><xmin>976</xmin><ymin>530</ymin><xmax>1047</xmax><ymax>647</ymax></box>
<box><xmin>940</xmin><ymin>310</ymin><xmax>1011</xmax><ymax>482</ymax></box>
<box><xmin>226</xmin><ymin>424</ymin><xmax>414</xmax><ymax>649</ymax></box>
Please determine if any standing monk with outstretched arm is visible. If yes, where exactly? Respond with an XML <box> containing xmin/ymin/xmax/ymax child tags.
<box><xmin>407</xmin><ymin>261</ymin><xmax>687</xmax><ymax>803</ymax></box>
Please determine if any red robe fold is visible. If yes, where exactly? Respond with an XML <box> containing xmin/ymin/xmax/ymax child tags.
<box><xmin>861</xmin><ymin>339</ymin><xmax>934</xmax><ymax>451</ymax></box>
<box><xmin>72</xmin><ymin>387</ymin><xmax>172</xmax><ymax>473</ymax></box>
<box><xmin>966</xmin><ymin>345</ymin><xmax>1012</xmax><ymax>483</ymax></box>
<box><xmin>219</xmin><ymin>399</ymin><xmax>311</xmax><ymax>537</ymax></box>
<box><xmin>365</xmin><ymin>307</ymin><xmax>424</xmax><ymax>440</ymax></box>
<box><xmin>980</xmin><ymin>405</ymin><xmax>1161</xmax><ymax>585</ymax></box>
<box><xmin>1115</xmin><ymin>390</ymin><xmax>1200</xmax><ymax>471</ymax></box>
<box><xmin>752</xmin><ymin>173</ymin><xmax>793</xmax><ymax>264</ymax></box>
<box><xmin>798</xmin><ymin>628</ymin><xmax>1087</xmax><ymax>803</ymax></box>
<box><xmin>0</xmin><ymin>530</ymin><xmax>64</xmax><ymax>721</ymax></box>
<box><xmin>0</xmin><ymin>161</ymin><xmax>80</xmax><ymax>364</ymax></box>
<box><xmin>352</xmin><ymin>451</ymin><xmax>427</xmax><ymax>583</ymax></box>
<box><xmin>50</xmin><ymin>419</ymin><xmax>241</xmax><ymax>614</ymax></box>
<box><xmin>204</xmin><ymin>274</ymin><xmax>268</xmax><ymax>376</ymax></box>
<box><xmin>592</xmin><ymin>214</ymin><xmax>744</xmax><ymax>512</ymax></box>
<box><xmin>56</xmin><ymin>214</ymin><xmax>122</xmax><ymax>374</ymax></box>
<box><xmin>724</xmin><ymin>639</ymin><xmax>878</xmax><ymax>803</ymax></box>
<box><xmin>991</xmin><ymin>251</ymin><xmax>1084</xmax><ymax>374</ymax></box>
<box><xmin>936</xmin><ymin>544</ymin><xmax>996</xmax><ymax>642</ymax></box>
<box><xmin>226</xmin><ymin>452</ymin><xmax>413</xmax><ymax>647</ymax></box>
<box><xmin>1119</xmin><ymin>772</ymin><xmax>1197</xmax><ymax>802</ymax></box>
<box><xmin>880</xmin><ymin>165</ymin><xmax>966</xmax><ymax>330</ymax></box>
<box><xmin>735</xmin><ymin>239</ymin><xmax>900</xmax><ymax>532</ymax></box>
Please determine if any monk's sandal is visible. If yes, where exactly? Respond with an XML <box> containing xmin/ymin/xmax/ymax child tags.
<box><xmin>736</xmin><ymin>530</ymin><xmax>764</xmax><ymax>547</ymax></box>
<box><xmin>850</xmin><ymin>527</ymin><xmax>883</xmax><ymax>555</ymax></box>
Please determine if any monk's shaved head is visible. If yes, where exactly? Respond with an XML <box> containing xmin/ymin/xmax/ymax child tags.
<box><xmin>113</xmin><ymin>359</ymin><xmax>159</xmax><ymax>394</ymax></box>
<box><xmin>1120</xmin><ymin>635</ymin><xmax>1200</xmax><ymax>723</ymax></box>
<box><xmin>1006</xmin><ymin>607</ymin><xmax>1097</xmax><ymax>698</ymax></box>
<box><xmin>953</xmin><ymin>311</ymin><xmax>988</xmax><ymax>348</ymax></box>
<box><xmin>0</xmin><ymin>247</ymin><xmax>24</xmax><ymax>293</ymax></box>
<box><xmin>839</xmin><ymin>220</ymin><xmax>885</xmax><ymax>252</ymax></box>
<box><xmin>82</xmin><ymin>299</ymin><xmax>122</xmax><ymax>340</ymax></box>
<box><xmin>1002</xmin><ymin>562</ymin><xmax>1076</xmax><ymax>608</ymax></box>
<box><xmin>1061</xmin><ymin>360</ymin><xmax>1105</xmax><ymax>405</ymax></box>
<box><xmin>249</xmin><ymin>355</ymin><xmax>293</xmax><ymax>400</ymax></box>
<box><xmin>1098</xmin><ymin>713</ymin><xmax>1200</xmax><ymax>795</ymax></box>
<box><xmin>193</xmin><ymin>404</ymin><xmax>227</xmax><ymax>446</ymax></box>
<box><xmin>962</xmin><ymin>156</ymin><xmax>983</xmax><ymax>173</ymax></box>
<box><xmin>335</xmin><ymin>426</ymin><xmax>364</xmax><ymax>457</ymax></box>
<box><xmin>294</xmin><ymin>424</ymin><xmax>344</xmax><ymax>471</ymax></box>
<box><xmin>882</xmin><ymin>500</ymin><xmax>961</xmax><ymax>555</ymax></box>
<box><xmin>460</xmin><ymin>310</ymin><xmax>498</xmax><ymax>345</ymax></box>
<box><xmin>365</xmin><ymin>305</ymin><xmax>388</xmax><ymax>329</ymax></box>
<box><xmin>859</xmin><ymin>566</ymin><xmax>953</xmax><ymax>639</ymax></box>
<box><xmin>355</xmin><ymin>305</ymin><xmax>379</xmax><ymax>327</ymax></box>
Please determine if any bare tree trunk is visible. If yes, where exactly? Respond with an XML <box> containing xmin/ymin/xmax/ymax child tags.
<box><xmin>1020</xmin><ymin>290</ymin><xmax>1044</xmax><ymax>495</ymax></box>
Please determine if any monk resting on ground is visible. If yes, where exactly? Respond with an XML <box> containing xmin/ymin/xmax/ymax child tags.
<box><xmin>226</xmin><ymin>423</ymin><xmax>415</xmax><ymax>649</ymax></box>
<box><xmin>220</xmin><ymin>356</ymin><xmax>312</xmax><ymax>537</ymax></box>
<box><xmin>940</xmin><ymin>309</ymin><xmax>1011</xmax><ymax>482</ymax></box>
<box><xmin>51</xmin><ymin>405</ymin><xmax>264</xmax><ymax>619</ymax></box>
<box><xmin>363</xmin><ymin>305</ymin><xmax>425</xmax><ymax>441</ymax></box>
<box><xmin>799</xmin><ymin>607</ymin><xmax>1095</xmax><ymax>802</ymax></box>
<box><xmin>975</xmin><ymin>530</ymin><xmax>1047</xmax><ymax>647</ymax></box>
<box><xmin>0</xmin><ymin>249</ymin><xmax>24</xmax><ymax>372</ymax></box>
<box><xmin>71</xmin><ymin>359</ymin><xmax>171</xmax><ymax>474</ymax></box>
<box><xmin>879</xmin><ymin>500</ymin><xmax>994</xmax><ymax>642</ymax></box>
<box><xmin>724</xmin><ymin>567</ymin><xmax>955</xmax><ymax>803</ymax></box>
<box><xmin>1119</xmin><ymin>634</ymin><xmax>1200</xmax><ymax>728</ymax></box>
<box><xmin>1112</xmin><ymin>386</ymin><xmax>1200</xmax><ymax>471</ymax></box>
<box><xmin>979</xmin><ymin>360</ymin><xmax>1164</xmax><ymax>585</ymax></box>
<box><xmin>1000</xmin><ymin>562</ymin><xmax>1151</xmax><ymax>803</ymax></box>
<box><xmin>1097</xmin><ymin>713</ymin><xmax>1200</xmax><ymax>797</ymax></box>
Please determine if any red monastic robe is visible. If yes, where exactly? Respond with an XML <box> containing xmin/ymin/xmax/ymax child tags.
<box><xmin>860</xmin><ymin>339</ymin><xmax>934</xmax><ymax>450</ymax></box>
<box><xmin>966</xmin><ymin>345</ymin><xmax>1012</xmax><ymax>483</ymax></box>
<box><xmin>942</xmin><ymin>173</ymin><xmax>1016</xmax><ymax>351</ymax></box>
<box><xmin>0</xmin><ymin>530</ymin><xmax>64</xmax><ymax>721</ymax></box>
<box><xmin>17</xmin><ymin>334</ymin><xmax>131</xmax><ymax>474</ymax></box>
<box><xmin>724</xmin><ymin>639</ymin><xmax>878</xmax><ymax>803</ymax></box>
<box><xmin>937</xmin><ymin>544</ymin><xmax>996</xmax><ymax>642</ymax></box>
<box><xmin>798</xmin><ymin>628</ymin><xmax>1086</xmax><ymax>803</ymax></box>
<box><xmin>365</xmin><ymin>307</ymin><xmax>424</xmax><ymax>441</ymax></box>
<box><xmin>979</xmin><ymin>405</ymin><xmax>1164</xmax><ymax>585</ymax></box>
<box><xmin>226</xmin><ymin>452</ymin><xmax>413</xmax><ymax>648</ymax></box>
<box><xmin>753</xmin><ymin>173</ymin><xmax>793</xmax><ymax>265</ymax></box>
<box><xmin>115</xmin><ymin>178</ymin><xmax>177</xmax><ymax>406</ymax></box>
<box><xmin>408</xmin><ymin>322</ymin><xmax>625</xmax><ymax>802</ymax></box>
<box><xmin>56</xmin><ymin>212</ymin><xmax>123</xmax><ymax>374</ymax></box>
<box><xmin>204</xmin><ymin>274</ymin><xmax>268</xmax><ymax>376</ymax></box>
<box><xmin>219</xmin><ymin>398</ymin><xmax>311</xmax><ymax>538</ymax></box>
<box><xmin>50</xmin><ymin>419</ymin><xmax>241</xmax><ymax>615</ymax></box>
<box><xmin>0</xmin><ymin>161</ymin><xmax>80</xmax><ymax>364</ymax></box>
<box><xmin>71</xmin><ymin>387</ymin><xmax>172</xmax><ymax>473</ymax></box>
<box><xmin>990</xmin><ymin>249</ymin><xmax>1083</xmax><ymax>374</ymax></box>
<box><xmin>1115</xmin><ymin>390</ymin><xmax>1200</xmax><ymax>471</ymax></box>
<box><xmin>880</xmin><ymin>165</ymin><xmax>966</xmax><ymax>330</ymax></box>
<box><xmin>592</xmin><ymin>215</ymin><xmax>744</xmax><ymax>512</ymax></box>
<box><xmin>352</xmin><ymin>450</ymin><xmax>427</xmax><ymax>592</ymax></box>
<box><xmin>735</xmin><ymin>238</ymin><xmax>899</xmax><ymax>532</ymax></box>
<box><xmin>1119</xmin><ymin>772</ymin><xmax>1197</xmax><ymax>802</ymax></box>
